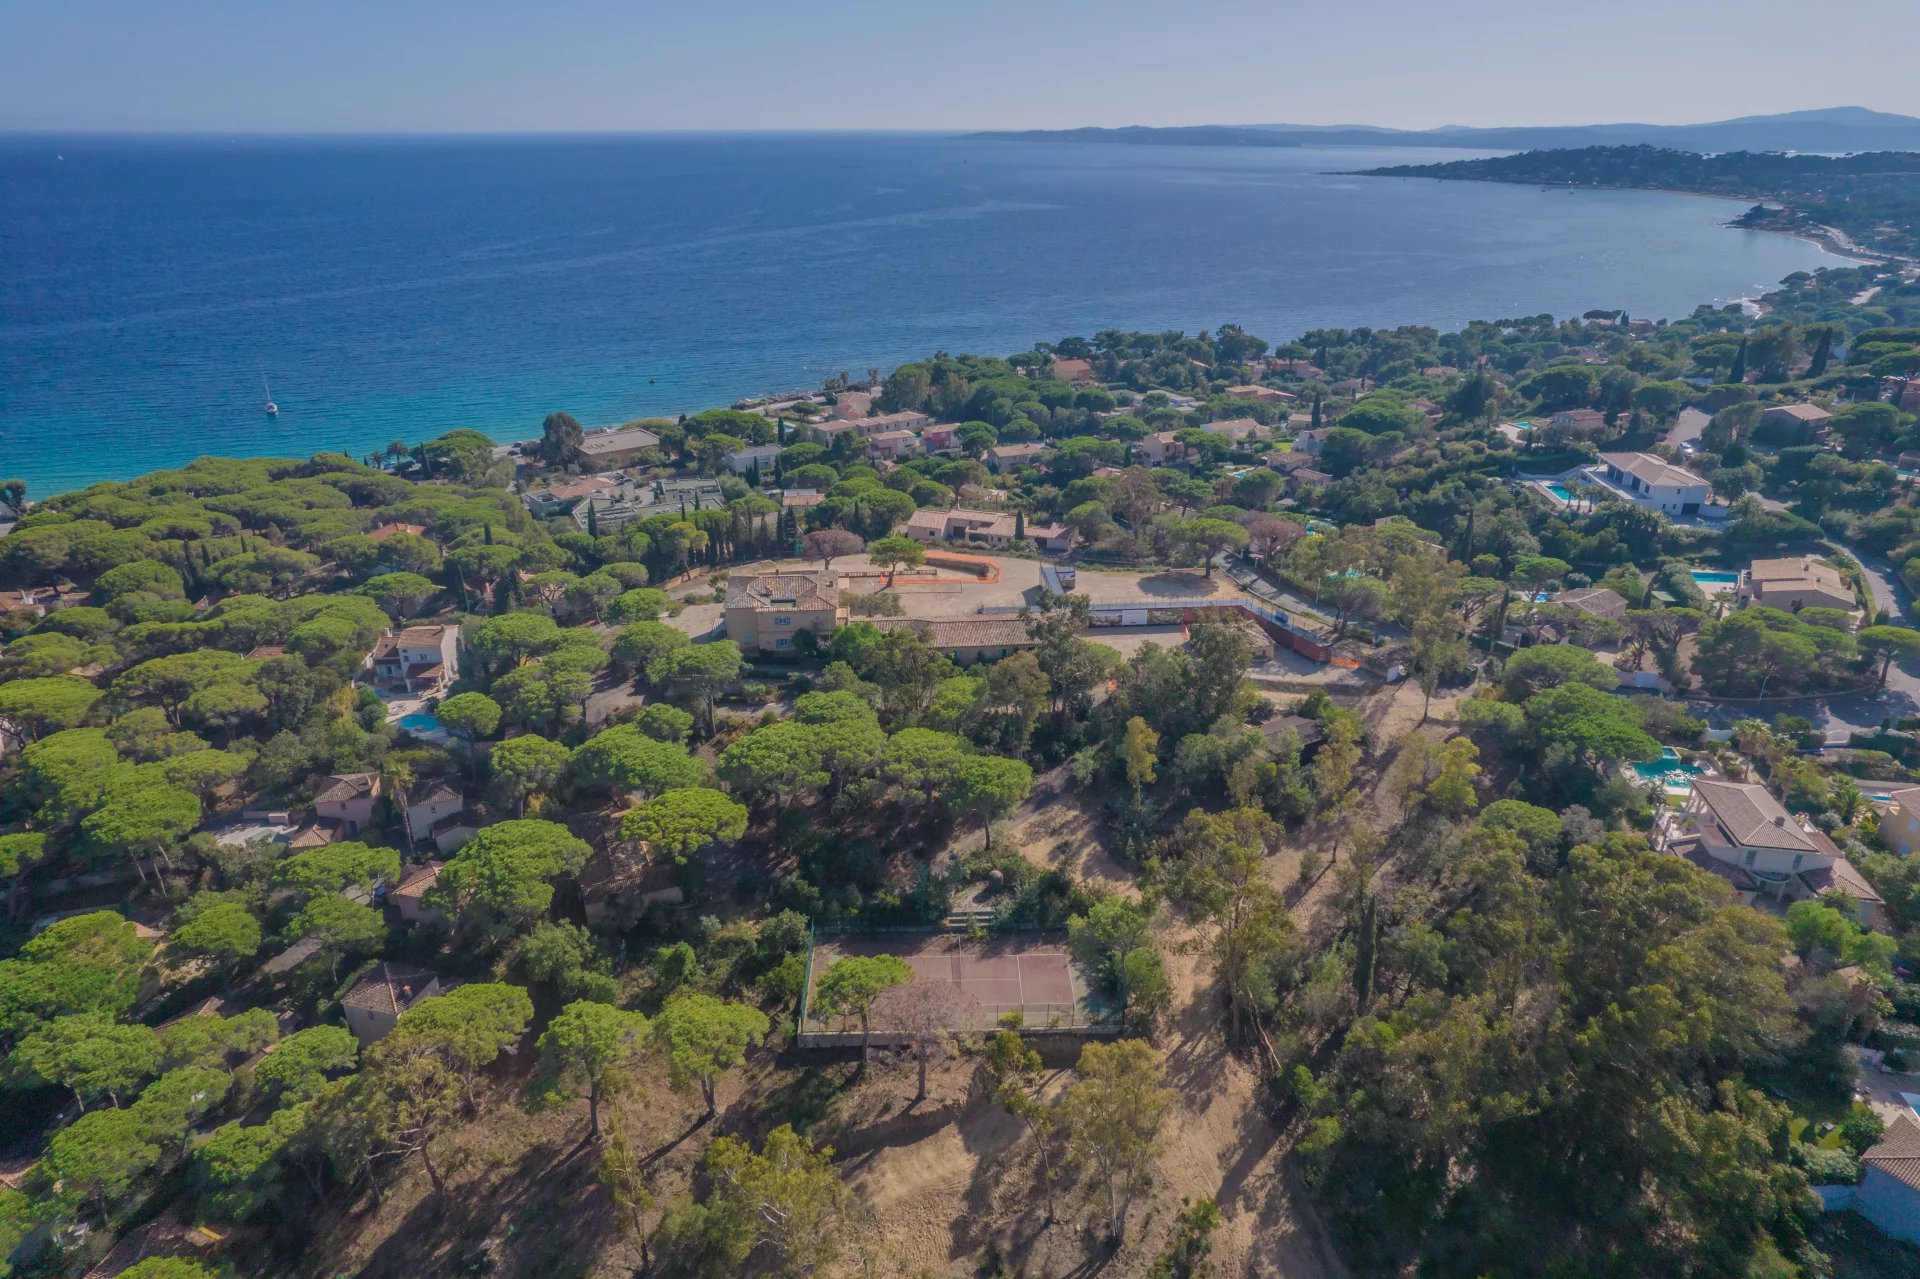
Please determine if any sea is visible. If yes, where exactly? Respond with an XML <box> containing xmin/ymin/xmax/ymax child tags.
<box><xmin>0</xmin><ymin>132</ymin><xmax>1839</xmax><ymax>496</ymax></box>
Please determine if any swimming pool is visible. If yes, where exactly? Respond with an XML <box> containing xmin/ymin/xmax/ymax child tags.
<box><xmin>1544</xmin><ymin>483</ymin><xmax>1574</xmax><ymax>501</ymax></box>
<box><xmin>397</xmin><ymin>712</ymin><xmax>442</xmax><ymax>735</ymax></box>
<box><xmin>1690</xmin><ymin>570</ymin><xmax>1740</xmax><ymax>593</ymax></box>
<box><xmin>1632</xmin><ymin>746</ymin><xmax>1705</xmax><ymax>791</ymax></box>
<box><xmin>1631</xmin><ymin>760</ymin><xmax>1704</xmax><ymax>781</ymax></box>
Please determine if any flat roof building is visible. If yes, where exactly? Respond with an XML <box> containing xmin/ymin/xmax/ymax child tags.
<box><xmin>575</xmin><ymin>426</ymin><xmax>662</xmax><ymax>467</ymax></box>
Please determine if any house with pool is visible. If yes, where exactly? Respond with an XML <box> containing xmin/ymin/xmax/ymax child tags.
<box><xmin>1660</xmin><ymin>778</ymin><xmax>1885</xmax><ymax>929</ymax></box>
<box><xmin>369</xmin><ymin>624</ymin><xmax>462</xmax><ymax>697</ymax></box>
<box><xmin>1877</xmin><ymin>788</ymin><xmax>1920</xmax><ymax>858</ymax></box>
<box><xmin>1739</xmin><ymin>556</ymin><xmax>1859</xmax><ymax>616</ymax></box>
<box><xmin>1587</xmin><ymin>452</ymin><xmax>1715</xmax><ymax>520</ymax></box>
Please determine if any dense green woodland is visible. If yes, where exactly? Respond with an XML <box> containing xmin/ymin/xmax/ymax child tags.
<box><xmin>3</xmin><ymin>256</ymin><xmax>1920</xmax><ymax>1276</ymax></box>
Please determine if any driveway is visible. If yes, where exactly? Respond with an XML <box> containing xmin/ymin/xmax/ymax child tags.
<box><xmin>1689</xmin><ymin>661</ymin><xmax>1920</xmax><ymax>739</ymax></box>
<box><xmin>1852</xmin><ymin>550</ymin><xmax>1909</xmax><ymax>624</ymax></box>
<box><xmin>1664</xmin><ymin>407</ymin><xmax>1711</xmax><ymax>451</ymax></box>
<box><xmin>1716</xmin><ymin>681</ymin><xmax>1920</xmax><ymax>738</ymax></box>
<box><xmin>583</xmin><ymin>672</ymin><xmax>646</xmax><ymax>727</ymax></box>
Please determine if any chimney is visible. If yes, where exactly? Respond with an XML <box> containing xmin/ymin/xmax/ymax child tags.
<box><xmin>1774</xmin><ymin>815</ymin><xmax>1786</xmax><ymax>826</ymax></box>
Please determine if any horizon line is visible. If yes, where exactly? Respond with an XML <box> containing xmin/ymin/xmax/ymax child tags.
<box><xmin>3</xmin><ymin>104</ymin><xmax>1916</xmax><ymax>141</ymax></box>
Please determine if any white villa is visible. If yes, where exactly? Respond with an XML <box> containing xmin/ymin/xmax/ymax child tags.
<box><xmin>1589</xmin><ymin>452</ymin><xmax>1712</xmax><ymax>519</ymax></box>
<box><xmin>368</xmin><ymin>625</ymin><xmax>462</xmax><ymax>696</ymax></box>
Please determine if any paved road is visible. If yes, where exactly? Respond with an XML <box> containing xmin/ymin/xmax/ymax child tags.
<box><xmin>1854</xmin><ymin>550</ymin><xmax>1909</xmax><ymax>624</ymax></box>
<box><xmin>1664</xmin><ymin>407</ymin><xmax>1711</xmax><ymax>451</ymax></box>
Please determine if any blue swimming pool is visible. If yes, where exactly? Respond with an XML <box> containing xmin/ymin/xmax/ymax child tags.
<box><xmin>1690</xmin><ymin>570</ymin><xmax>1739</xmax><ymax>585</ymax></box>
<box><xmin>397</xmin><ymin>712</ymin><xmax>442</xmax><ymax>734</ymax></box>
<box><xmin>1632</xmin><ymin>747</ymin><xmax>1705</xmax><ymax>787</ymax></box>
<box><xmin>1545</xmin><ymin>483</ymin><xmax>1574</xmax><ymax>501</ymax></box>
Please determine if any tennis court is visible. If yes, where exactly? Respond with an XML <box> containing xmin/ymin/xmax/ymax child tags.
<box><xmin>801</xmin><ymin>931</ymin><xmax>1103</xmax><ymax>1037</ymax></box>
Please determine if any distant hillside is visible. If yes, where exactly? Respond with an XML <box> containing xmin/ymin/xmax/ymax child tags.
<box><xmin>1355</xmin><ymin>145</ymin><xmax>1920</xmax><ymax>259</ymax></box>
<box><xmin>958</xmin><ymin>125</ymin><xmax>1297</xmax><ymax>148</ymax></box>
<box><xmin>963</xmin><ymin>106</ymin><xmax>1920</xmax><ymax>154</ymax></box>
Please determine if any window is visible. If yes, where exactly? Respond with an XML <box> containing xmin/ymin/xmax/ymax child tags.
<box><xmin>774</xmin><ymin>615</ymin><xmax>791</xmax><ymax>626</ymax></box>
<box><xmin>774</xmin><ymin>637</ymin><xmax>791</xmax><ymax>649</ymax></box>
<box><xmin>1792</xmin><ymin>855</ymin><xmax>1803</xmax><ymax>870</ymax></box>
<box><xmin>1744</xmin><ymin>850</ymin><xmax>1757</xmax><ymax>867</ymax></box>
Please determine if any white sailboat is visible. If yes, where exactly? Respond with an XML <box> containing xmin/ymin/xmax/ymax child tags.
<box><xmin>263</xmin><ymin>376</ymin><xmax>279</xmax><ymax>416</ymax></box>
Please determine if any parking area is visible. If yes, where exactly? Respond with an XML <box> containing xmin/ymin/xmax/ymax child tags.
<box><xmin>745</xmin><ymin>553</ymin><xmax>1252</xmax><ymax>620</ymax></box>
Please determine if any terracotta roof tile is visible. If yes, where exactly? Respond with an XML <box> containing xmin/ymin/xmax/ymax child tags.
<box><xmin>726</xmin><ymin>571</ymin><xmax>838</xmax><ymax>612</ymax></box>
<box><xmin>314</xmin><ymin>773</ymin><xmax>380</xmax><ymax>805</ymax></box>
<box><xmin>341</xmin><ymin>962</ymin><xmax>437</xmax><ymax>1015</ymax></box>
<box><xmin>1866</xmin><ymin>1114</ymin><xmax>1920</xmax><ymax>1191</ymax></box>
<box><xmin>875</xmin><ymin>617</ymin><xmax>1034</xmax><ymax>650</ymax></box>
<box><xmin>1598</xmin><ymin>451</ymin><xmax>1705</xmax><ymax>490</ymax></box>
<box><xmin>1691</xmin><ymin>780</ymin><xmax>1824</xmax><ymax>854</ymax></box>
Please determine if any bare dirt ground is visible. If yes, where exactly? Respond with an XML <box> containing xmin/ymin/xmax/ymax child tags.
<box><xmin>855</xmin><ymin>690</ymin><xmax>1466</xmax><ymax>1277</ymax></box>
<box><xmin>304</xmin><ymin>684</ymin><xmax>1469</xmax><ymax>1279</ymax></box>
<box><xmin>1282</xmin><ymin>683</ymin><xmax>1462</xmax><ymax>940</ymax></box>
<box><xmin>836</xmin><ymin>934</ymin><xmax>1349</xmax><ymax>1279</ymax></box>
<box><xmin>1151</xmin><ymin>936</ymin><xmax>1350</xmax><ymax>1279</ymax></box>
<box><xmin>995</xmin><ymin>772</ymin><xmax>1139</xmax><ymax>895</ymax></box>
<box><xmin>302</xmin><ymin>1057</ymin><xmax>712</xmax><ymax>1279</ymax></box>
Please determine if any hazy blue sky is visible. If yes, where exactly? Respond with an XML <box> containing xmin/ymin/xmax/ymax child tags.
<box><xmin>5</xmin><ymin>0</ymin><xmax>1918</xmax><ymax>133</ymax></box>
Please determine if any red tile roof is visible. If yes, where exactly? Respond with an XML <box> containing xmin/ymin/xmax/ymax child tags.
<box><xmin>341</xmin><ymin>962</ymin><xmax>438</xmax><ymax>1015</ymax></box>
<box><xmin>1865</xmin><ymin>1114</ymin><xmax>1920</xmax><ymax>1192</ymax></box>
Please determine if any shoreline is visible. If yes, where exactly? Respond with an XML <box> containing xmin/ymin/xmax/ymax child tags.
<box><xmin>7</xmin><ymin>200</ymin><xmax>1859</xmax><ymax>499</ymax></box>
<box><xmin>1348</xmin><ymin>170</ymin><xmax>1893</xmax><ymax>266</ymax></box>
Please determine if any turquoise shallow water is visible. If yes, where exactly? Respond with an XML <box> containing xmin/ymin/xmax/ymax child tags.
<box><xmin>0</xmin><ymin>133</ymin><xmax>1835</xmax><ymax>495</ymax></box>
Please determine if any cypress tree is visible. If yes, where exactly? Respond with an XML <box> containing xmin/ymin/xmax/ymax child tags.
<box><xmin>1014</xmin><ymin>510</ymin><xmax>1025</xmax><ymax>540</ymax></box>
<box><xmin>1353</xmin><ymin>892</ymin><xmax>1378</xmax><ymax>1004</ymax></box>
<box><xmin>1809</xmin><ymin>327</ymin><xmax>1834</xmax><ymax>378</ymax></box>
<box><xmin>748</xmin><ymin>460</ymin><xmax>761</xmax><ymax>489</ymax></box>
<box><xmin>586</xmin><ymin>500</ymin><xmax>599</xmax><ymax>539</ymax></box>
<box><xmin>1729</xmin><ymin>336</ymin><xmax>1748</xmax><ymax>385</ymax></box>
<box><xmin>1311</xmin><ymin>392</ymin><xmax>1323</xmax><ymax>430</ymax></box>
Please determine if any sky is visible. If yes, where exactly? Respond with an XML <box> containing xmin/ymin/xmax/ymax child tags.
<box><xmin>4</xmin><ymin>0</ymin><xmax>1919</xmax><ymax>134</ymax></box>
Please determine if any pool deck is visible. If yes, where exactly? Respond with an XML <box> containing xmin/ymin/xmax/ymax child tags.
<box><xmin>1688</xmin><ymin>571</ymin><xmax>1741</xmax><ymax>597</ymax></box>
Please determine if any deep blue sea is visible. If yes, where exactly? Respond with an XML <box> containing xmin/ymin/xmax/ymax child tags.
<box><xmin>0</xmin><ymin>133</ymin><xmax>1837</xmax><ymax>496</ymax></box>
